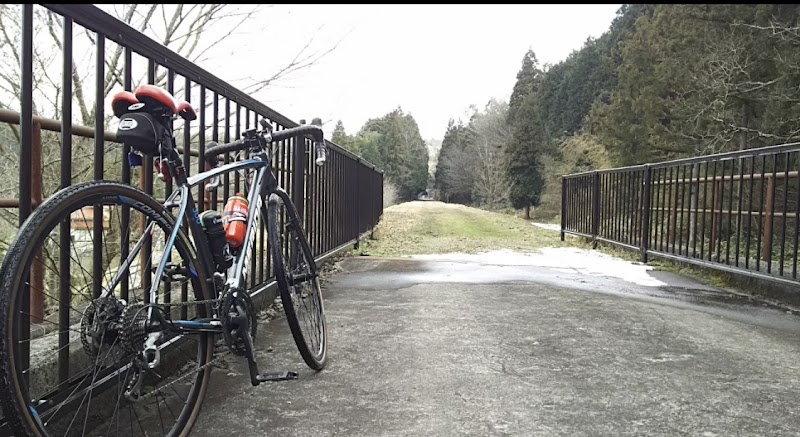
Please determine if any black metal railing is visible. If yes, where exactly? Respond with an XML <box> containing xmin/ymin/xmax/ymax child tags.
<box><xmin>4</xmin><ymin>4</ymin><xmax>383</xmax><ymax>321</ymax></box>
<box><xmin>562</xmin><ymin>142</ymin><xmax>800</xmax><ymax>287</ymax></box>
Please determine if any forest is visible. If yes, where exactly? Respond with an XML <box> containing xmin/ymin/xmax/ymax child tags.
<box><xmin>430</xmin><ymin>4</ymin><xmax>800</xmax><ymax>219</ymax></box>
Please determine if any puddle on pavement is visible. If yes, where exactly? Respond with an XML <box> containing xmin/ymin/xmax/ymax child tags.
<box><xmin>334</xmin><ymin>254</ymin><xmax>800</xmax><ymax>335</ymax></box>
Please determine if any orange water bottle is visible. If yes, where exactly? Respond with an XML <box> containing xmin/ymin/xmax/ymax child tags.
<box><xmin>223</xmin><ymin>193</ymin><xmax>249</xmax><ymax>249</ymax></box>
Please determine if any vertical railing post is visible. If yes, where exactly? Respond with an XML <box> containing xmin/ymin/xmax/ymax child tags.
<box><xmin>19</xmin><ymin>1</ymin><xmax>33</xmax><ymax>388</ymax></box>
<box><xmin>669</xmin><ymin>172</ymin><xmax>679</xmax><ymax>247</ymax></box>
<box><xmin>59</xmin><ymin>16</ymin><xmax>74</xmax><ymax>385</ymax></box>
<box><xmin>30</xmin><ymin>121</ymin><xmax>43</xmax><ymax>323</ymax></box>
<box><xmin>640</xmin><ymin>165</ymin><xmax>653</xmax><ymax>263</ymax></box>
<box><xmin>591</xmin><ymin>171</ymin><xmax>600</xmax><ymax>249</ymax></box>
<box><xmin>763</xmin><ymin>174</ymin><xmax>775</xmax><ymax>262</ymax></box>
<box><xmin>354</xmin><ymin>158</ymin><xmax>362</xmax><ymax>249</ymax></box>
<box><xmin>560</xmin><ymin>176</ymin><xmax>566</xmax><ymax>242</ymax></box>
<box><xmin>93</xmin><ymin>33</ymin><xmax>104</xmax><ymax>301</ymax></box>
<box><xmin>709</xmin><ymin>179</ymin><xmax>719</xmax><ymax>255</ymax></box>
<box><xmin>292</xmin><ymin>137</ymin><xmax>305</xmax><ymax>224</ymax></box>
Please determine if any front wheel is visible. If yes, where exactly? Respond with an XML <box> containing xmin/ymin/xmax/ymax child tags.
<box><xmin>267</xmin><ymin>192</ymin><xmax>327</xmax><ymax>370</ymax></box>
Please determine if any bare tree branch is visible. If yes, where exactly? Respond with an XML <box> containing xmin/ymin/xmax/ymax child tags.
<box><xmin>240</xmin><ymin>25</ymin><xmax>350</xmax><ymax>95</ymax></box>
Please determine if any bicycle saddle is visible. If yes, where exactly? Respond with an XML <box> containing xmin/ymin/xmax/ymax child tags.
<box><xmin>111</xmin><ymin>85</ymin><xmax>196</xmax><ymax>121</ymax></box>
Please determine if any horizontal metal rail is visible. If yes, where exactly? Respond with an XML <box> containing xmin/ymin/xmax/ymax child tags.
<box><xmin>562</xmin><ymin>143</ymin><xmax>800</xmax><ymax>287</ymax></box>
<box><xmin>0</xmin><ymin>4</ymin><xmax>385</xmax><ymax>407</ymax></box>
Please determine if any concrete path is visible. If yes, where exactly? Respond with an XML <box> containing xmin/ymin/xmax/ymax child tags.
<box><xmin>193</xmin><ymin>253</ymin><xmax>800</xmax><ymax>437</ymax></box>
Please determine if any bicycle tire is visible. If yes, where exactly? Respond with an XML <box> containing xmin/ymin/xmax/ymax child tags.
<box><xmin>0</xmin><ymin>181</ymin><xmax>214</xmax><ymax>437</ymax></box>
<box><xmin>267</xmin><ymin>192</ymin><xmax>327</xmax><ymax>370</ymax></box>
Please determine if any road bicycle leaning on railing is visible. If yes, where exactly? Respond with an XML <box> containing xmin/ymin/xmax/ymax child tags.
<box><xmin>0</xmin><ymin>84</ymin><xmax>327</xmax><ymax>436</ymax></box>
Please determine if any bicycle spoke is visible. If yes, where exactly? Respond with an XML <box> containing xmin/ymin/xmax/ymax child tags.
<box><xmin>55</xmin><ymin>330</ymin><xmax>118</xmax><ymax>432</ymax></box>
<box><xmin>270</xmin><ymin>195</ymin><xmax>326</xmax><ymax>369</ymax></box>
<box><xmin>2</xmin><ymin>184</ymin><xmax>212</xmax><ymax>437</ymax></box>
<box><xmin>78</xmin><ymin>207</ymin><xmax>115</xmax><ymax>290</ymax></box>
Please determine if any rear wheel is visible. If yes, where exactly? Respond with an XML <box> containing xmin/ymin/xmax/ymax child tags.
<box><xmin>0</xmin><ymin>181</ymin><xmax>214</xmax><ymax>437</ymax></box>
<box><xmin>267</xmin><ymin>192</ymin><xmax>327</xmax><ymax>370</ymax></box>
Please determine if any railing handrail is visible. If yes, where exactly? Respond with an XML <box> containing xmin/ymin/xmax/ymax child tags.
<box><xmin>1</xmin><ymin>4</ymin><xmax>384</xmax><ymax>396</ymax></box>
<box><xmin>42</xmin><ymin>4</ymin><xmax>297</xmax><ymax>129</ymax></box>
<box><xmin>560</xmin><ymin>140</ymin><xmax>800</xmax><ymax>288</ymax></box>
<box><xmin>563</xmin><ymin>141</ymin><xmax>800</xmax><ymax>179</ymax></box>
<box><xmin>39</xmin><ymin>4</ymin><xmax>382</xmax><ymax>174</ymax></box>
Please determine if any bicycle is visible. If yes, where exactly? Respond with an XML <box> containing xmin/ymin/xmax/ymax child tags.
<box><xmin>0</xmin><ymin>84</ymin><xmax>328</xmax><ymax>436</ymax></box>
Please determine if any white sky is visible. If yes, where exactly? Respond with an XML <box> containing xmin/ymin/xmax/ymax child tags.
<box><xmin>197</xmin><ymin>4</ymin><xmax>622</xmax><ymax>142</ymax></box>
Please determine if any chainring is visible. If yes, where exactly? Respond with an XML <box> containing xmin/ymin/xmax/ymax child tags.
<box><xmin>221</xmin><ymin>290</ymin><xmax>257</xmax><ymax>356</ymax></box>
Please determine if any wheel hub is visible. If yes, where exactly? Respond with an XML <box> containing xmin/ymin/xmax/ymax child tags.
<box><xmin>80</xmin><ymin>296</ymin><xmax>125</xmax><ymax>356</ymax></box>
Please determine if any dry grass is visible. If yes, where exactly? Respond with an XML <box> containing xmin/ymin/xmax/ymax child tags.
<box><xmin>358</xmin><ymin>200</ymin><xmax>569</xmax><ymax>257</ymax></box>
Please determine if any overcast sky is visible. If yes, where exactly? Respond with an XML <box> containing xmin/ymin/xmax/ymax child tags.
<box><xmin>152</xmin><ymin>4</ymin><xmax>623</xmax><ymax>142</ymax></box>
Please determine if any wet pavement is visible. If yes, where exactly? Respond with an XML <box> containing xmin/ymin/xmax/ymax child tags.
<box><xmin>193</xmin><ymin>252</ymin><xmax>800</xmax><ymax>436</ymax></box>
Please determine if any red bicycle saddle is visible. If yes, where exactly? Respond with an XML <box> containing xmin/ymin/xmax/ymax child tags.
<box><xmin>111</xmin><ymin>85</ymin><xmax>196</xmax><ymax>121</ymax></box>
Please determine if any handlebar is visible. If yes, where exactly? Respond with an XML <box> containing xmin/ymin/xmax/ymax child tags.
<box><xmin>204</xmin><ymin>119</ymin><xmax>327</xmax><ymax>171</ymax></box>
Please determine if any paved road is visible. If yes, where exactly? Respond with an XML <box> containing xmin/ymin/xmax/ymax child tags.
<box><xmin>194</xmin><ymin>253</ymin><xmax>800</xmax><ymax>436</ymax></box>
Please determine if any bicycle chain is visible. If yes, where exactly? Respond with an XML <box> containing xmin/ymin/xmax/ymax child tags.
<box><xmin>118</xmin><ymin>292</ymin><xmax>290</xmax><ymax>401</ymax></box>
<box><xmin>138</xmin><ymin>347</ymin><xmax>232</xmax><ymax>401</ymax></box>
<box><xmin>150</xmin><ymin>297</ymin><xmax>223</xmax><ymax>307</ymax></box>
<box><xmin>118</xmin><ymin>298</ymin><xmax>231</xmax><ymax>401</ymax></box>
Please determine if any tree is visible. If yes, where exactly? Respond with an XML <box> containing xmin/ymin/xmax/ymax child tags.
<box><xmin>0</xmin><ymin>5</ymin><xmax>342</xmax><ymax>121</ymax></box>
<box><xmin>505</xmin><ymin>50</ymin><xmax>546</xmax><ymax>219</ymax></box>
<box><xmin>585</xmin><ymin>6</ymin><xmax>674</xmax><ymax>165</ymax></box>
<box><xmin>508</xmin><ymin>49</ymin><xmax>540</xmax><ymax>125</ymax></box>
<box><xmin>536</xmin><ymin>37</ymin><xmax>616</xmax><ymax>139</ymax></box>
<box><xmin>0</xmin><ymin>3</ymin><xmax>343</xmax><ymax>200</ymax></box>
<box><xmin>0</xmin><ymin>4</ymin><xmax>344</xmax><ymax>260</ymax></box>
<box><xmin>669</xmin><ymin>4</ymin><xmax>800</xmax><ymax>153</ymax></box>
<box><xmin>352</xmin><ymin>108</ymin><xmax>429</xmax><ymax>201</ymax></box>
<box><xmin>351</xmin><ymin>131</ymin><xmax>383</xmax><ymax>169</ymax></box>
<box><xmin>434</xmin><ymin>101</ymin><xmax>513</xmax><ymax>207</ymax></box>
<box><xmin>586</xmin><ymin>4</ymin><xmax>800</xmax><ymax>165</ymax></box>
<box><xmin>506</xmin><ymin>93</ymin><xmax>546</xmax><ymax>219</ymax></box>
<box><xmin>468</xmin><ymin>100</ymin><xmax>513</xmax><ymax>207</ymax></box>
<box><xmin>331</xmin><ymin>119</ymin><xmax>354</xmax><ymax>151</ymax></box>
<box><xmin>434</xmin><ymin>119</ymin><xmax>474</xmax><ymax>204</ymax></box>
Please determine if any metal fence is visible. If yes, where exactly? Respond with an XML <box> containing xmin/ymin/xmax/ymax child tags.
<box><xmin>561</xmin><ymin>142</ymin><xmax>800</xmax><ymax>287</ymax></box>
<box><xmin>6</xmin><ymin>4</ymin><xmax>383</xmax><ymax>319</ymax></box>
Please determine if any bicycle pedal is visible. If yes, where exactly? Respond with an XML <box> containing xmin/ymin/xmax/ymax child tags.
<box><xmin>256</xmin><ymin>371</ymin><xmax>298</xmax><ymax>382</ymax></box>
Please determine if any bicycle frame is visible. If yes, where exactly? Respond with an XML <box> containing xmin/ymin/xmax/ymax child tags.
<box><xmin>104</xmin><ymin>138</ymin><xmax>290</xmax><ymax>336</ymax></box>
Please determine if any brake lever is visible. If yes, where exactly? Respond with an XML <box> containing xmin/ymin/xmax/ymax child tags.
<box><xmin>206</xmin><ymin>175</ymin><xmax>221</xmax><ymax>192</ymax></box>
<box><xmin>205</xmin><ymin>153</ymin><xmax>221</xmax><ymax>192</ymax></box>
<box><xmin>259</xmin><ymin>119</ymin><xmax>273</xmax><ymax>134</ymax></box>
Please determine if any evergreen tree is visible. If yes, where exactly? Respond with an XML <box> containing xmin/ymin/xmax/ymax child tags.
<box><xmin>331</xmin><ymin>120</ymin><xmax>349</xmax><ymax>147</ymax></box>
<box><xmin>434</xmin><ymin>119</ymin><xmax>474</xmax><ymax>204</ymax></box>
<box><xmin>331</xmin><ymin>120</ymin><xmax>358</xmax><ymax>155</ymax></box>
<box><xmin>505</xmin><ymin>50</ymin><xmax>546</xmax><ymax>218</ymax></box>
<box><xmin>357</xmin><ymin>108</ymin><xmax>430</xmax><ymax>201</ymax></box>
<box><xmin>508</xmin><ymin>49</ymin><xmax>541</xmax><ymax>125</ymax></box>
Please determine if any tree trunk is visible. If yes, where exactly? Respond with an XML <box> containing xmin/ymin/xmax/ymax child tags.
<box><xmin>524</xmin><ymin>205</ymin><xmax>531</xmax><ymax>220</ymax></box>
